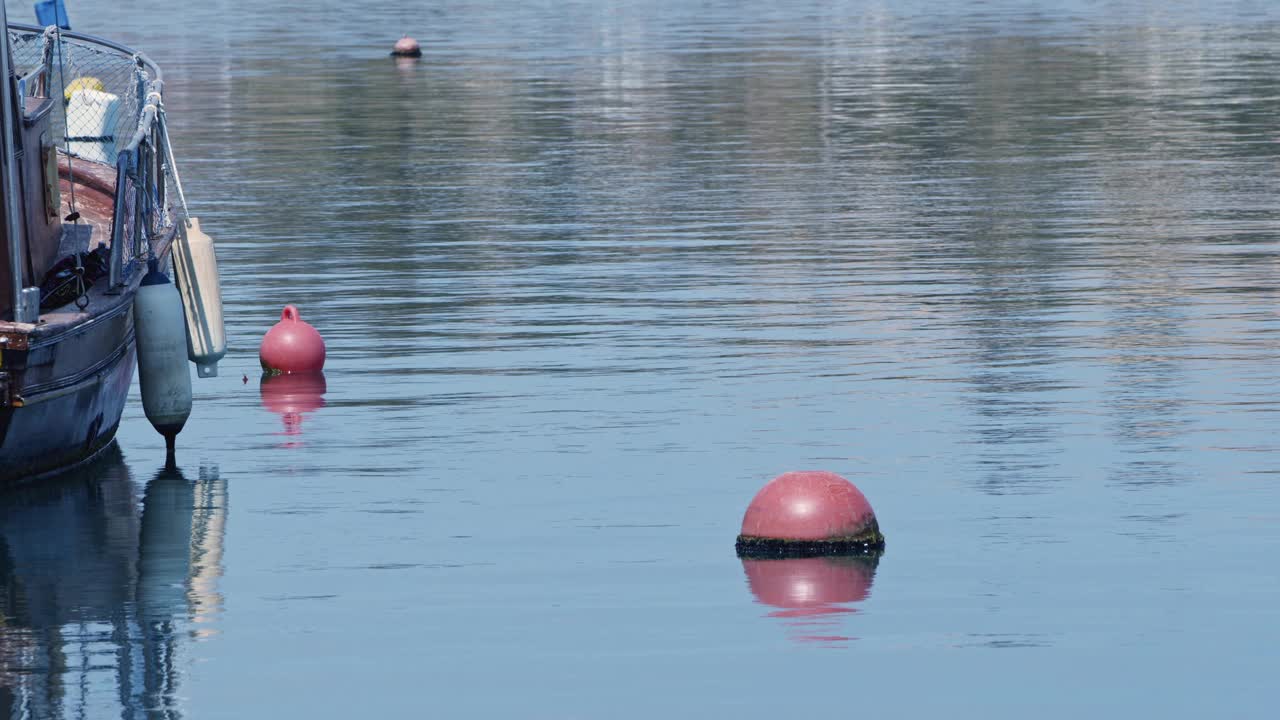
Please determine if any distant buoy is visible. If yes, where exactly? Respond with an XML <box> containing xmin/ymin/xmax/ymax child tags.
<box><xmin>134</xmin><ymin>259</ymin><xmax>193</xmax><ymax>453</ymax></box>
<box><xmin>391</xmin><ymin>36</ymin><xmax>422</xmax><ymax>57</ymax></box>
<box><xmin>735</xmin><ymin>471</ymin><xmax>884</xmax><ymax>557</ymax></box>
<box><xmin>260</xmin><ymin>305</ymin><xmax>325</xmax><ymax>374</ymax></box>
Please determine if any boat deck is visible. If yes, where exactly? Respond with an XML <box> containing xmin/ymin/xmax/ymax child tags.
<box><xmin>57</xmin><ymin>155</ymin><xmax>117</xmax><ymax>249</ymax></box>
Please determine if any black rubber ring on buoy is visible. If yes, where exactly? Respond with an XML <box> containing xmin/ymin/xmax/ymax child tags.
<box><xmin>735</xmin><ymin>534</ymin><xmax>886</xmax><ymax>559</ymax></box>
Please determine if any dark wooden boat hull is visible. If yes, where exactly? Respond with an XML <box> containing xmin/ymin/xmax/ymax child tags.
<box><xmin>0</xmin><ymin>307</ymin><xmax>136</xmax><ymax>486</ymax></box>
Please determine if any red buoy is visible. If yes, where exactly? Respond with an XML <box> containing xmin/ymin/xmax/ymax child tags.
<box><xmin>736</xmin><ymin>471</ymin><xmax>884</xmax><ymax>557</ymax></box>
<box><xmin>259</xmin><ymin>305</ymin><xmax>326</xmax><ymax>374</ymax></box>
<box><xmin>391</xmin><ymin>36</ymin><xmax>422</xmax><ymax>57</ymax></box>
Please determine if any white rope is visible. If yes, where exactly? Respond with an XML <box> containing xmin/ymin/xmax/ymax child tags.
<box><xmin>155</xmin><ymin>101</ymin><xmax>191</xmax><ymax>225</ymax></box>
<box><xmin>51</xmin><ymin>28</ymin><xmax>79</xmax><ymax>219</ymax></box>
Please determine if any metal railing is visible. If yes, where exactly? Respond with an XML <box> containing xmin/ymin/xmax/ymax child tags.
<box><xmin>8</xmin><ymin>23</ymin><xmax>179</xmax><ymax>291</ymax></box>
<box><xmin>110</xmin><ymin>81</ymin><xmax>180</xmax><ymax>288</ymax></box>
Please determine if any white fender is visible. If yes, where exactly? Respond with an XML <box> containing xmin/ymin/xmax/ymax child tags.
<box><xmin>134</xmin><ymin>260</ymin><xmax>192</xmax><ymax>447</ymax></box>
<box><xmin>172</xmin><ymin>218</ymin><xmax>226</xmax><ymax>377</ymax></box>
<box><xmin>65</xmin><ymin>88</ymin><xmax>121</xmax><ymax>164</ymax></box>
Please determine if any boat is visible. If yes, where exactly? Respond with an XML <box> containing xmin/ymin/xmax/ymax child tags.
<box><xmin>0</xmin><ymin>8</ymin><xmax>223</xmax><ymax>484</ymax></box>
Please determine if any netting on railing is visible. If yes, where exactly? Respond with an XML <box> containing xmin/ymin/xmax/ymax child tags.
<box><xmin>108</xmin><ymin>95</ymin><xmax>186</xmax><ymax>283</ymax></box>
<box><xmin>8</xmin><ymin>27</ymin><xmax>147</xmax><ymax>165</ymax></box>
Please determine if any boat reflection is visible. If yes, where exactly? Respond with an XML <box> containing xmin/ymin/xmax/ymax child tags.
<box><xmin>0</xmin><ymin>444</ymin><xmax>227</xmax><ymax>719</ymax></box>
<box><xmin>260</xmin><ymin>372</ymin><xmax>327</xmax><ymax>443</ymax></box>
<box><xmin>741</xmin><ymin>554</ymin><xmax>880</xmax><ymax>645</ymax></box>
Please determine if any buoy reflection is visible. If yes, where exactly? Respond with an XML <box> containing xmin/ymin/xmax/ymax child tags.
<box><xmin>741</xmin><ymin>554</ymin><xmax>880</xmax><ymax>645</ymax></box>
<box><xmin>394</xmin><ymin>56</ymin><xmax>419</xmax><ymax>76</ymax></box>
<box><xmin>260</xmin><ymin>371</ymin><xmax>327</xmax><ymax>442</ymax></box>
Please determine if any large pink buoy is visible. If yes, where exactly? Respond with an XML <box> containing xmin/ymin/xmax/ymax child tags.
<box><xmin>259</xmin><ymin>305</ymin><xmax>326</xmax><ymax>374</ymax></box>
<box><xmin>736</xmin><ymin>471</ymin><xmax>884</xmax><ymax>557</ymax></box>
<box><xmin>391</xmin><ymin>36</ymin><xmax>422</xmax><ymax>57</ymax></box>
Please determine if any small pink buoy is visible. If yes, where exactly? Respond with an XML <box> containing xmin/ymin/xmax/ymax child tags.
<box><xmin>736</xmin><ymin>471</ymin><xmax>884</xmax><ymax>557</ymax></box>
<box><xmin>259</xmin><ymin>305</ymin><xmax>326</xmax><ymax>374</ymax></box>
<box><xmin>391</xmin><ymin>36</ymin><xmax>422</xmax><ymax>58</ymax></box>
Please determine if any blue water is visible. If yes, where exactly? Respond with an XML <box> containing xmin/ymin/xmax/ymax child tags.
<box><xmin>3</xmin><ymin>0</ymin><xmax>1280</xmax><ymax>716</ymax></box>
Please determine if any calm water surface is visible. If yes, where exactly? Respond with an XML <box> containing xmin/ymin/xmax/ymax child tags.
<box><xmin>3</xmin><ymin>0</ymin><xmax>1280</xmax><ymax>716</ymax></box>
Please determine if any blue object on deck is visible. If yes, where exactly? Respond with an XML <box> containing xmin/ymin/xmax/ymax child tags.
<box><xmin>34</xmin><ymin>0</ymin><xmax>71</xmax><ymax>29</ymax></box>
